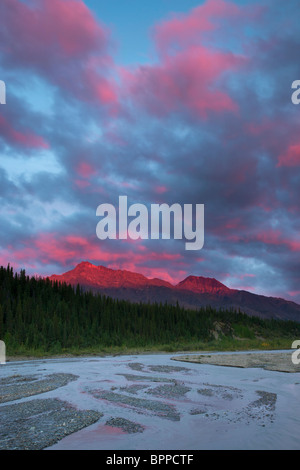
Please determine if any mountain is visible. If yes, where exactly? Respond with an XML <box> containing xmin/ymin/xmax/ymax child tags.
<box><xmin>176</xmin><ymin>275</ymin><xmax>233</xmax><ymax>295</ymax></box>
<box><xmin>49</xmin><ymin>261</ymin><xmax>172</xmax><ymax>289</ymax></box>
<box><xmin>48</xmin><ymin>262</ymin><xmax>300</xmax><ymax>322</ymax></box>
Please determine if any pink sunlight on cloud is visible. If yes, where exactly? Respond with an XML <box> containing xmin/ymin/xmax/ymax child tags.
<box><xmin>255</xmin><ymin>230</ymin><xmax>300</xmax><ymax>252</ymax></box>
<box><xmin>288</xmin><ymin>291</ymin><xmax>300</xmax><ymax>298</ymax></box>
<box><xmin>277</xmin><ymin>143</ymin><xmax>300</xmax><ymax>167</ymax></box>
<box><xmin>74</xmin><ymin>179</ymin><xmax>91</xmax><ymax>189</ymax></box>
<box><xmin>155</xmin><ymin>185</ymin><xmax>168</xmax><ymax>195</ymax></box>
<box><xmin>0</xmin><ymin>0</ymin><xmax>300</xmax><ymax>304</ymax></box>
<box><xmin>74</xmin><ymin>162</ymin><xmax>96</xmax><ymax>189</ymax></box>
<box><xmin>33</xmin><ymin>0</ymin><xmax>107</xmax><ymax>57</ymax></box>
<box><xmin>119</xmin><ymin>0</ymin><xmax>252</xmax><ymax>119</ymax></box>
<box><xmin>76</xmin><ymin>162</ymin><xmax>97</xmax><ymax>178</ymax></box>
<box><xmin>3</xmin><ymin>233</ymin><xmax>185</xmax><ymax>283</ymax></box>
<box><xmin>223</xmin><ymin>230</ymin><xmax>300</xmax><ymax>254</ymax></box>
<box><xmin>123</xmin><ymin>45</ymin><xmax>242</xmax><ymax>118</ymax></box>
<box><xmin>0</xmin><ymin>0</ymin><xmax>117</xmax><ymax>106</ymax></box>
<box><xmin>107</xmin><ymin>262</ymin><xmax>187</xmax><ymax>285</ymax></box>
<box><xmin>0</xmin><ymin>115</ymin><xmax>49</xmax><ymax>149</ymax></box>
<box><xmin>154</xmin><ymin>0</ymin><xmax>242</xmax><ymax>53</ymax></box>
<box><xmin>1</xmin><ymin>0</ymin><xmax>107</xmax><ymax>61</ymax></box>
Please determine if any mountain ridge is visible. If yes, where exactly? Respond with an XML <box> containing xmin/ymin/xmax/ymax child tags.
<box><xmin>48</xmin><ymin>261</ymin><xmax>300</xmax><ymax>322</ymax></box>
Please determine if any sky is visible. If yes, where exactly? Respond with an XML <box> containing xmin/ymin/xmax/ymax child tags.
<box><xmin>0</xmin><ymin>0</ymin><xmax>299</xmax><ymax>302</ymax></box>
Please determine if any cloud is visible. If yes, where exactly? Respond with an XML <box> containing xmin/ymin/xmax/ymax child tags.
<box><xmin>0</xmin><ymin>231</ymin><xmax>186</xmax><ymax>282</ymax></box>
<box><xmin>277</xmin><ymin>143</ymin><xmax>300</xmax><ymax>167</ymax></box>
<box><xmin>153</xmin><ymin>0</ymin><xmax>245</xmax><ymax>54</ymax></box>
<box><xmin>120</xmin><ymin>0</ymin><xmax>255</xmax><ymax>119</ymax></box>
<box><xmin>0</xmin><ymin>0</ymin><xmax>300</xmax><ymax>304</ymax></box>
<box><xmin>0</xmin><ymin>0</ymin><xmax>118</xmax><ymax>107</ymax></box>
<box><xmin>122</xmin><ymin>45</ymin><xmax>242</xmax><ymax>118</ymax></box>
<box><xmin>0</xmin><ymin>113</ymin><xmax>49</xmax><ymax>149</ymax></box>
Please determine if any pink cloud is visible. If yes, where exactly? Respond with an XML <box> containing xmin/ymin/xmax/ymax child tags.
<box><xmin>119</xmin><ymin>0</ymin><xmax>255</xmax><ymax>119</ymax></box>
<box><xmin>0</xmin><ymin>0</ymin><xmax>117</xmax><ymax>106</ymax></box>
<box><xmin>246</xmin><ymin>119</ymin><xmax>274</xmax><ymax>137</ymax></box>
<box><xmin>212</xmin><ymin>217</ymin><xmax>247</xmax><ymax>240</ymax></box>
<box><xmin>11</xmin><ymin>233</ymin><xmax>119</xmax><ymax>267</ymax></box>
<box><xmin>0</xmin><ymin>115</ymin><xmax>49</xmax><ymax>149</ymax></box>
<box><xmin>255</xmin><ymin>230</ymin><xmax>300</xmax><ymax>252</ymax></box>
<box><xmin>222</xmin><ymin>229</ymin><xmax>300</xmax><ymax>254</ymax></box>
<box><xmin>124</xmin><ymin>0</ymin><xmax>267</xmax><ymax>119</ymax></box>
<box><xmin>107</xmin><ymin>262</ymin><xmax>185</xmax><ymax>285</ymax></box>
<box><xmin>288</xmin><ymin>240</ymin><xmax>300</xmax><ymax>252</ymax></box>
<box><xmin>277</xmin><ymin>143</ymin><xmax>300</xmax><ymax>167</ymax></box>
<box><xmin>255</xmin><ymin>230</ymin><xmax>284</xmax><ymax>246</ymax></box>
<box><xmin>288</xmin><ymin>290</ymin><xmax>300</xmax><ymax>298</ymax></box>
<box><xmin>155</xmin><ymin>185</ymin><xmax>168</xmax><ymax>194</ymax></box>
<box><xmin>76</xmin><ymin>162</ymin><xmax>97</xmax><ymax>178</ymax></box>
<box><xmin>74</xmin><ymin>179</ymin><xmax>91</xmax><ymax>189</ymax></box>
<box><xmin>154</xmin><ymin>0</ymin><xmax>242</xmax><ymax>54</ymax></box>
<box><xmin>123</xmin><ymin>45</ymin><xmax>241</xmax><ymax>118</ymax></box>
<box><xmin>224</xmin><ymin>218</ymin><xmax>245</xmax><ymax>231</ymax></box>
<box><xmin>6</xmin><ymin>233</ymin><xmax>185</xmax><ymax>283</ymax></box>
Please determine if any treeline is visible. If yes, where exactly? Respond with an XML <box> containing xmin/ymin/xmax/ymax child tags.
<box><xmin>0</xmin><ymin>265</ymin><xmax>299</xmax><ymax>354</ymax></box>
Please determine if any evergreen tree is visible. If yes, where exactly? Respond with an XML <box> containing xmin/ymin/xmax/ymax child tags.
<box><xmin>0</xmin><ymin>264</ymin><xmax>299</xmax><ymax>354</ymax></box>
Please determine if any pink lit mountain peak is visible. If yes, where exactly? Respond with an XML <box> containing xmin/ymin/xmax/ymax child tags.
<box><xmin>48</xmin><ymin>262</ymin><xmax>300</xmax><ymax>322</ymax></box>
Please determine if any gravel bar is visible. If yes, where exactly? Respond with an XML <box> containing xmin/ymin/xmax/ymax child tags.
<box><xmin>171</xmin><ymin>351</ymin><xmax>300</xmax><ymax>373</ymax></box>
<box><xmin>0</xmin><ymin>373</ymin><xmax>79</xmax><ymax>403</ymax></box>
<box><xmin>105</xmin><ymin>417</ymin><xmax>145</xmax><ymax>434</ymax></box>
<box><xmin>91</xmin><ymin>389</ymin><xmax>180</xmax><ymax>421</ymax></box>
<box><xmin>0</xmin><ymin>398</ymin><xmax>102</xmax><ymax>450</ymax></box>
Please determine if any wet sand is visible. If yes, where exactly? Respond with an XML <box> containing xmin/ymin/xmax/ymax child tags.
<box><xmin>171</xmin><ymin>351</ymin><xmax>300</xmax><ymax>373</ymax></box>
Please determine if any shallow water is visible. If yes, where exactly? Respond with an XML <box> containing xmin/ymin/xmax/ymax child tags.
<box><xmin>1</xmin><ymin>351</ymin><xmax>300</xmax><ymax>450</ymax></box>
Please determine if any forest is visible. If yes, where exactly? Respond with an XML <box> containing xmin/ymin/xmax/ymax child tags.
<box><xmin>0</xmin><ymin>264</ymin><xmax>299</xmax><ymax>356</ymax></box>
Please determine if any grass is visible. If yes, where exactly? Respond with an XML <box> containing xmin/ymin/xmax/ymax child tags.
<box><xmin>5</xmin><ymin>336</ymin><xmax>295</xmax><ymax>360</ymax></box>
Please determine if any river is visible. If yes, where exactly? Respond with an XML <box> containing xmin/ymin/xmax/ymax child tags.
<box><xmin>1</xmin><ymin>351</ymin><xmax>300</xmax><ymax>450</ymax></box>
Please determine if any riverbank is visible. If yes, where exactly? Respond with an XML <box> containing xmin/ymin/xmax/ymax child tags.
<box><xmin>172</xmin><ymin>351</ymin><xmax>300</xmax><ymax>373</ymax></box>
<box><xmin>5</xmin><ymin>336</ymin><xmax>297</xmax><ymax>363</ymax></box>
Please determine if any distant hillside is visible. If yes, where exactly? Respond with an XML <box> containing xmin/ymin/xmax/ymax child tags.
<box><xmin>1</xmin><ymin>264</ymin><xmax>300</xmax><ymax>355</ymax></box>
<box><xmin>49</xmin><ymin>262</ymin><xmax>300</xmax><ymax>322</ymax></box>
